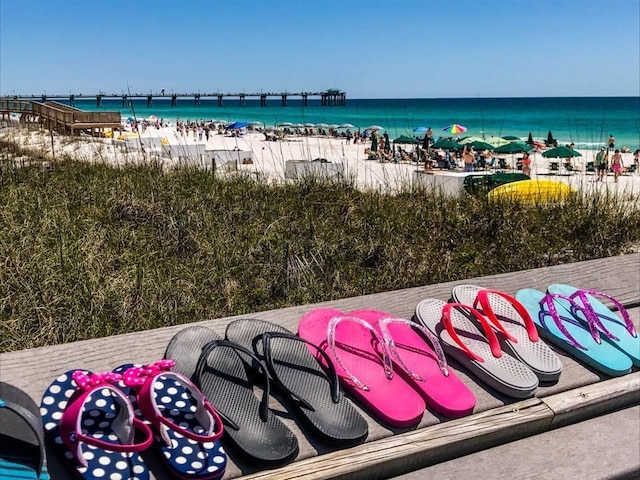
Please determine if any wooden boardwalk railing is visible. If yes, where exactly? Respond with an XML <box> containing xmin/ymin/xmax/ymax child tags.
<box><xmin>1</xmin><ymin>254</ymin><xmax>638</xmax><ymax>479</ymax></box>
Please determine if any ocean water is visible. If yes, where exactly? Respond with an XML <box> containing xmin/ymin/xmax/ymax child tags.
<box><xmin>68</xmin><ymin>97</ymin><xmax>640</xmax><ymax>151</ymax></box>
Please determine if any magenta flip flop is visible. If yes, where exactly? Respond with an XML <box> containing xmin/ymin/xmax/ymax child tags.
<box><xmin>297</xmin><ymin>308</ymin><xmax>425</xmax><ymax>428</ymax></box>
<box><xmin>349</xmin><ymin>309</ymin><xmax>476</xmax><ymax>418</ymax></box>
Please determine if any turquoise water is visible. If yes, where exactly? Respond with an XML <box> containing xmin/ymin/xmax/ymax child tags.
<box><xmin>69</xmin><ymin>97</ymin><xmax>640</xmax><ymax>151</ymax></box>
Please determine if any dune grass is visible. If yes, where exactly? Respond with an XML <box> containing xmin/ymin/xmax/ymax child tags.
<box><xmin>1</xmin><ymin>145</ymin><xmax>639</xmax><ymax>352</ymax></box>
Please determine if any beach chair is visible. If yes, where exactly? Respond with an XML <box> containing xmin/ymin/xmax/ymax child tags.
<box><xmin>497</xmin><ymin>158</ymin><xmax>508</xmax><ymax>170</ymax></box>
<box><xmin>564</xmin><ymin>162</ymin><xmax>574</xmax><ymax>173</ymax></box>
<box><xmin>585</xmin><ymin>161</ymin><xmax>595</xmax><ymax>173</ymax></box>
<box><xmin>549</xmin><ymin>161</ymin><xmax>559</xmax><ymax>172</ymax></box>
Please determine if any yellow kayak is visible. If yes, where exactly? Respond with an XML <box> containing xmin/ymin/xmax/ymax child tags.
<box><xmin>488</xmin><ymin>179</ymin><xmax>576</xmax><ymax>202</ymax></box>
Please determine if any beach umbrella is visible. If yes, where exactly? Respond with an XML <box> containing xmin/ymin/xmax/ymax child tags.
<box><xmin>365</xmin><ymin>125</ymin><xmax>384</xmax><ymax>131</ymax></box>
<box><xmin>469</xmin><ymin>140</ymin><xmax>495</xmax><ymax>151</ymax></box>
<box><xmin>147</xmin><ymin>114</ymin><xmax>158</xmax><ymax>122</ymax></box>
<box><xmin>541</xmin><ymin>146</ymin><xmax>582</xmax><ymax>159</ymax></box>
<box><xmin>442</xmin><ymin>124</ymin><xmax>467</xmax><ymax>134</ymax></box>
<box><xmin>249</xmin><ymin>121</ymin><xmax>264</xmax><ymax>126</ymax></box>
<box><xmin>304</xmin><ymin>123</ymin><xmax>315</xmax><ymax>128</ymax></box>
<box><xmin>502</xmin><ymin>135</ymin><xmax>521</xmax><ymax>141</ymax></box>
<box><xmin>393</xmin><ymin>135</ymin><xmax>419</xmax><ymax>144</ymax></box>
<box><xmin>546</xmin><ymin>130</ymin><xmax>556</xmax><ymax>147</ymax></box>
<box><xmin>413</xmin><ymin>126</ymin><xmax>427</xmax><ymax>133</ymax></box>
<box><xmin>494</xmin><ymin>142</ymin><xmax>532</xmax><ymax>154</ymax></box>
<box><xmin>278</xmin><ymin>122</ymin><xmax>294</xmax><ymax>127</ymax></box>
<box><xmin>431</xmin><ymin>139</ymin><xmax>461</xmax><ymax>150</ymax></box>
<box><xmin>339</xmin><ymin>123</ymin><xmax>355</xmax><ymax>129</ymax></box>
<box><xmin>328</xmin><ymin>124</ymin><xmax>340</xmax><ymax>129</ymax></box>
<box><xmin>459</xmin><ymin>136</ymin><xmax>485</xmax><ymax>145</ymax></box>
<box><xmin>526</xmin><ymin>132</ymin><xmax>534</xmax><ymax>146</ymax></box>
<box><xmin>315</xmin><ymin>123</ymin><xmax>329</xmax><ymax>128</ymax></box>
<box><xmin>226</xmin><ymin>121</ymin><xmax>249</xmax><ymax>130</ymax></box>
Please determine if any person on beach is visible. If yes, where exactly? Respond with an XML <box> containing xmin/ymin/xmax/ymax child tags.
<box><xmin>611</xmin><ymin>149</ymin><xmax>623</xmax><ymax>183</ymax></box>
<box><xmin>462</xmin><ymin>145</ymin><xmax>474</xmax><ymax>172</ymax></box>
<box><xmin>521</xmin><ymin>151</ymin><xmax>532</xmax><ymax>177</ymax></box>
<box><xmin>595</xmin><ymin>147</ymin><xmax>608</xmax><ymax>182</ymax></box>
<box><xmin>426</xmin><ymin>127</ymin><xmax>433</xmax><ymax>146</ymax></box>
<box><xmin>608</xmin><ymin>135</ymin><xmax>615</xmax><ymax>149</ymax></box>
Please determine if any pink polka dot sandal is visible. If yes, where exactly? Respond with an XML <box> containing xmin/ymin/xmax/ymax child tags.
<box><xmin>40</xmin><ymin>370</ymin><xmax>153</xmax><ymax>480</ymax></box>
<box><xmin>114</xmin><ymin>360</ymin><xmax>227</xmax><ymax>480</ymax></box>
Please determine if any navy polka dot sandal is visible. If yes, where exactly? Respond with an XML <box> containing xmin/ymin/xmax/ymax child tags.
<box><xmin>114</xmin><ymin>360</ymin><xmax>227</xmax><ymax>480</ymax></box>
<box><xmin>40</xmin><ymin>370</ymin><xmax>153</xmax><ymax>480</ymax></box>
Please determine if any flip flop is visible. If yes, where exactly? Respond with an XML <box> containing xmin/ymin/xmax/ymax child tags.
<box><xmin>547</xmin><ymin>284</ymin><xmax>640</xmax><ymax>366</ymax></box>
<box><xmin>516</xmin><ymin>288</ymin><xmax>633</xmax><ymax>376</ymax></box>
<box><xmin>225</xmin><ymin>318</ymin><xmax>368</xmax><ymax>445</ymax></box>
<box><xmin>0</xmin><ymin>382</ymin><xmax>49</xmax><ymax>479</ymax></box>
<box><xmin>414</xmin><ymin>299</ymin><xmax>539</xmax><ymax>398</ymax></box>
<box><xmin>165</xmin><ymin>326</ymin><xmax>298</xmax><ymax>466</ymax></box>
<box><xmin>40</xmin><ymin>370</ymin><xmax>153</xmax><ymax>480</ymax></box>
<box><xmin>113</xmin><ymin>360</ymin><xmax>227</xmax><ymax>480</ymax></box>
<box><xmin>451</xmin><ymin>285</ymin><xmax>563</xmax><ymax>382</ymax></box>
<box><xmin>349</xmin><ymin>309</ymin><xmax>476</xmax><ymax>418</ymax></box>
<box><xmin>297</xmin><ymin>308</ymin><xmax>426</xmax><ymax>428</ymax></box>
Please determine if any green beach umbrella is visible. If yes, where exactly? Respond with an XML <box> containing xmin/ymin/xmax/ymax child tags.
<box><xmin>393</xmin><ymin>135</ymin><xmax>419</xmax><ymax>144</ymax></box>
<box><xmin>541</xmin><ymin>146</ymin><xmax>582</xmax><ymax>158</ymax></box>
<box><xmin>494</xmin><ymin>142</ymin><xmax>532</xmax><ymax>154</ymax></box>
<box><xmin>502</xmin><ymin>135</ymin><xmax>521</xmax><ymax>141</ymax></box>
<box><xmin>469</xmin><ymin>140</ymin><xmax>495</xmax><ymax>151</ymax></box>
<box><xmin>431</xmin><ymin>139</ymin><xmax>461</xmax><ymax>149</ymax></box>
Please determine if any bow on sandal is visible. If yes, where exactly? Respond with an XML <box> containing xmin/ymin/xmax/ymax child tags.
<box><xmin>414</xmin><ymin>299</ymin><xmax>539</xmax><ymax>399</ymax></box>
<box><xmin>516</xmin><ymin>288</ymin><xmax>633</xmax><ymax>377</ymax></box>
<box><xmin>114</xmin><ymin>360</ymin><xmax>227</xmax><ymax>480</ymax></box>
<box><xmin>451</xmin><ymin>285</ymin><xmax>563</xmax><ymax>382</ymax></box>
<box><xmin>41</xmin><ymin>370</ymin><xmax>153</xmax><ymax>480</ymax></box>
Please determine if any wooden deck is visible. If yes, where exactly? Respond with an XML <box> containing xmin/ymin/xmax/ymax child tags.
<box><xmin>0</xmin><ymin>99</ymin><xmax>121</xmax><ymax>135</ymax></box>
<box><xmin>1</xmin><ymin>254</ymin><xmax>638</xmax><ymax>479</ymax></box>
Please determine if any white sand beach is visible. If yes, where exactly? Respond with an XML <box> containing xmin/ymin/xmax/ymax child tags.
<box><xmin>2</xmin><ymin>120</ymin><xmax>639</xmax><ymax>198</ymax></box>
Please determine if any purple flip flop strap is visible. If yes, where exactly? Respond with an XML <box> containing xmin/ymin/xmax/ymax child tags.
<box><xmin>59</xmin><ymin>371</ymin><xmax>153</xmax><ymax>468</ymax></box>
<box><xmin>377</xmin><ymin>317</ymin><xmax>449</xmax><ymax>381</ymax></box>
<box><xmin>122</xmin><ymin>359</ymin><xmax>224</xmax><ymax>447</ymax></box>
<box><xmin>569</xmin><ymin>288</ymin><xmax>637</xmax><ymax>340</ymax></box>
<box><xmin>327</xmin><ymin>315</ymin><xmax>394</xmax><ymax>392</ymax></box>
<box><xmin>538</xmin><ymin>293</ymin><xmax>598</xmax><ymax>350</ymax></box>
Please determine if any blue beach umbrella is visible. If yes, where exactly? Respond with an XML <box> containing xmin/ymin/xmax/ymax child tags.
<box><xmin>226</xmin><ymin>121</ymin><xmax>249</xmax><ymax>130</ymax></box>
<box><xmin>413</xmin><ymin>126</ymin><xmax>427</xmax><ymax>133</ymax></box>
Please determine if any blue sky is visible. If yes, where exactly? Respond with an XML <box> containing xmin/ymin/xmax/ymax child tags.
<box><xmin>1</xmin><ymin>0</ymin><xmax>638</xmax><ymax>98</ymax></box>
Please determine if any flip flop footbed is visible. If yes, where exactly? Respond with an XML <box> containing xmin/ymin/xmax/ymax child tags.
<box><xmin>547</xmin><ymin>284</ymin><xmax>640</xmax><ymax>366</ymax></box>
<box><xmin>516</xmin><ymin>289</ymin><xmax>632</xmax><ymax>376</ymax></box>
<box><xmin>0</xmin><ymin>382</ymin><xmax>49</xmax><ymax>479</ymax></box>
<box><xmin>40</xmin><ymin>370</ymin><xmax>149</xmax><ymax>480</ymax></box>
<box><xmin>414</xmin><ymin>299</ymin><xmax>538</xmax><ymax>399</ymax></box>
<box><xmin>113</xmin><ymin>364</ymin><xmax>226</xmax><ymax>480</ymax></box>
<box><xmin>348</xmin><ymin>310</ymin><xmax>475</xmax><ymax>418</ymax></box>
<box><xmin>226</xmin><ymin>318</ymin><xmax>368</xmax><ymax>444</ymax></box>
<box><xmin>452</xmin><ymin>285</ymin><xmax>563</xmax><ymax>382</ymax></box>
<box><xmin>165</xmin><ymin>327</ymin><xmax>298</xmax><ymax>465</ymax></box>
<box><xmin>297</xmin><ymin>308</ymin><xmax>425</xmax><ymax>428</ymax></box>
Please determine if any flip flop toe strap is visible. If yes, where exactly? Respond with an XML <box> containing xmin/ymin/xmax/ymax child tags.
<box><xmin>261</xmin><ymin>331</ymin><xmax>341</xmax><ymax>406</ymax></box>
<box><xmin>196</xmin><ymin>339</ymin><xmax>272</xmax><ymax>424</ymax></box>
<box><xmin>378</xmin><ymin>317</ymin><xmax>449</xmax><ymax>380</ymax></box>
<box><xmin>122</xmin><ymin>360</ymin><xmax>224</xmax><ymax>447</ymax></box>
<box><xmin>570</xmin><ymin>289</ymin><xmax>637</xmax><ymax>339</ymax></box>
<box><xmin>59</xmin><ymin>371</ymin><xmax>153</xmax><ymax>467</ymax></box>
<box><xmin>327</xmin><ymin>315</ymin><xmax>394</xmax><ymax>392</ymax></box>
<box><xmin>539</xmin><ymin>294</ymin><xmax>591</xmax><ymax>349</ymax></box>
<box><xmin>0</xmin><ymin>396</ymin><xmax>46</xmax><ymax>478</ymax></box>
<box><xmin>474</xmin><ymin>289</ymin><xmax>540</xmax><ymax>343</ymax></box>
<box><xmin>441</xmin><ymin>303</ymin><xmax>503</xmax><ymax>362</ymax></box>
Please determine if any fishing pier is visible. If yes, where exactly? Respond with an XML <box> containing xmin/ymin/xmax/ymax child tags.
<box><xmin>8</xmin><ymin>89</ymin><xmax>347</xmax><ymax>108</ymax></box>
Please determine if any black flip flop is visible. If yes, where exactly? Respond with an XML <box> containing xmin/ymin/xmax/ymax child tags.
<box><xmin>226</xmin><ymin>318</ymin><xmax>368</xmax><ymax>446</ymax></box>
<box><xmin>165</xmin><ymin>326</ymin><xmax>299</xmax><ymax>466</ymax></box>
<box><xmin>0</xmin><ymin>382</ymin><xmax>49</xmax><ymax>480</ymax></box>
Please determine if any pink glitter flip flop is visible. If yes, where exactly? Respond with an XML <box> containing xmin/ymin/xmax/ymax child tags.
<box><xmin>349</xmin><ymin>309</ymin><xmax>476</xmax><ymax>418</ymax></box>
<box><xmin>297</xmin><ymin>308</ymin><xmax>425</xmax><ymax>428</ymax></box>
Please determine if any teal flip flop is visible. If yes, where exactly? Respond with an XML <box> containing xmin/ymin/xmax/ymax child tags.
<box><xmin>515</xmin><ymin>288</ymin><xmax>632</xmax><ymax>377</ymax></box>
<box><xmin>0</xmin><ymin>382</ymin><xmax>50</xmax><ymax>480</ymax></box>
<box><xmin>547</xmin><ymin>284</ymin><xmax>640</xmax><ymax>366</ymax></box>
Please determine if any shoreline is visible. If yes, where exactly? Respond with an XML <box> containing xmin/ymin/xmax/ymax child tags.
<box><xmin>1</xmin><ymin>120</ymin><xmax>639</xmax><ymax>198</ymax></box>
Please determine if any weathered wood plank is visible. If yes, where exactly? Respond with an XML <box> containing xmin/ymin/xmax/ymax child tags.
<box><xmin>542</xmin><ymin>372</ymin><xmax>640</xmax><ymax>428</ymax></box>
<box><xmin>239</xmin><ymin>399</ymin><xmax>553</xmax><ymax>480</ymax></box>
<box><xmin>0</xmin><ymin>253</ymin><xmax>638</xmax><ymax>479</ymax></box>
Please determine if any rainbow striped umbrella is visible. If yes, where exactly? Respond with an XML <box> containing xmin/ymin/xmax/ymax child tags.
<box><xmin>442</xmin><ymin>124</ymin><xmax>467</xmax><ymax>134</ymax></box>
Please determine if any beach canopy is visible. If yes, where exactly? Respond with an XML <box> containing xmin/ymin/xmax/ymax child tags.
<box><xmin>226</xmin><ymin>121</ymin><xmax>249</xmax><ymax>130</ymax></box>
<box><xmin>542</xmin><ymin>146</ymin><xmax>582</xmax><ymax>158</ymax></box>
<box><xmin>431</xmin><ymin>139</ymin><xmax>461</xmax><ymax>150</ymax></box>
<box><xmin>393</xmin><ymin>135</ymin><xmax>419</xmax><ymax>144</ymax></box>
<box><xmin>442</xmin><ymin>124</ymin><xmax>467</xmax><ymax>134</ymax></box>
<box><xmin>494</xmin><ymin>142</ymin><xmax>532</xmax><ymax>154</ymax></box>
<box><xmin>468</xmin><ymin>140</ymin><xmax>495</xmax><ymax>151</ymax></box>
